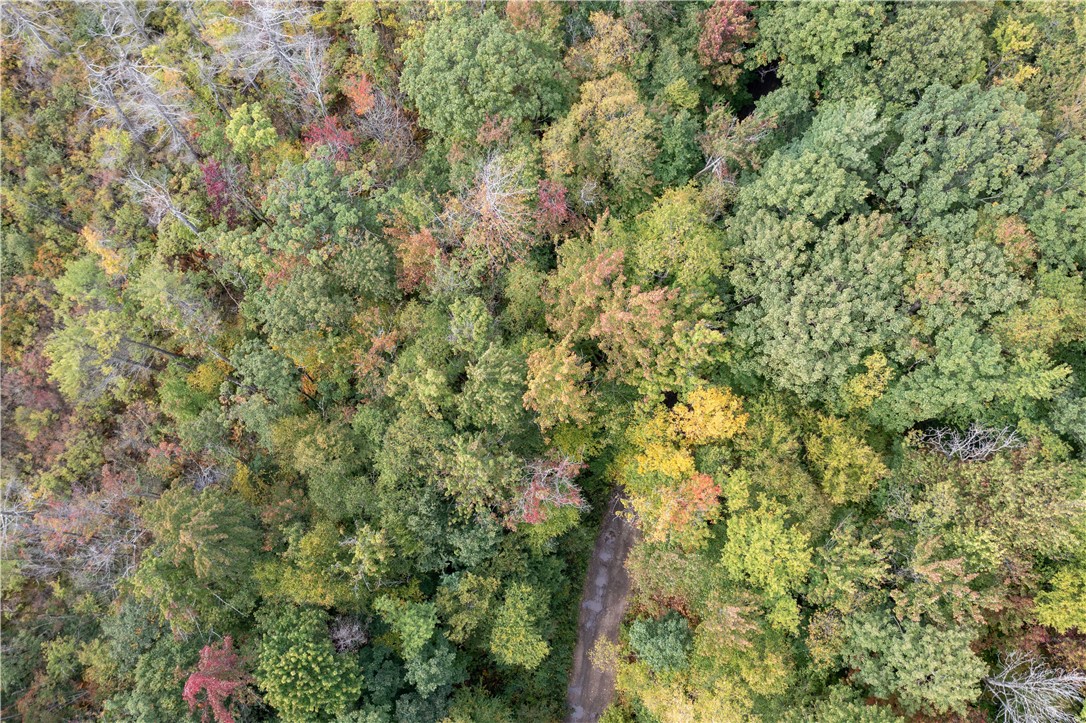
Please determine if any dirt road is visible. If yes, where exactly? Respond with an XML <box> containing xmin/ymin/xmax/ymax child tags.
<box><xmin>566</xmin><ymin>492</ymin><xmax>639</xmax><ymax>722</ymax></box>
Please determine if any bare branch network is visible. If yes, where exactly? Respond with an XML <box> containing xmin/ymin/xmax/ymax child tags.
<box><xmin>919</xmin><ymin>424</ymin><xmax>1025</xmax><ymax>462</ymax></box>
<box><xmin>985</xmin><ymin>651</ymin><xmax>1086</xmax><ymax>723</ymax></box>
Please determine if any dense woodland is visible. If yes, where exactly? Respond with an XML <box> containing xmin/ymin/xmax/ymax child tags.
<box><xmin>2</xmin><ymin>1</ymin><xmax>1086</xmax><ymax>721</ymax></box>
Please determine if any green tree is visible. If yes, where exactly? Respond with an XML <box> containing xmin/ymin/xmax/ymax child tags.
<box><xmin>624</xmin><ymin>184</ymin><xmax>726</xmax><ymax>297</ymax></box>
<box><xmin>401</xmin><ymin>10</ymin><xmax>566</xmax><ymax>143</ymax></box>
<box><xmin>805</xmin><ymin>416</ymin><xmax>888</xmax><ymax>504</ymax></box>
<box><xmin>869</xmin><ymin>3</ymin><xmax>989</xmax><ymax>107</ymax></box>
<box><xmin>458</xmin><ymin>343</ymin><xmax>530</xmax><ymax>437</ymax></box>
<box><xmin>731</xmin><ymin>210</ymin><xmax>908</xmax><ymax>405</ymax></box>
<box><xmin>542</xmin><ymin>73</ymin><xmax>659</xmax><ymax>201</ymax></box>
<box><xmin>753</xmin><ymin>1</ymin><xmax>885</xmax><ymax>93</ymax></box>
<box><xmin>225</xmin><ymin>102</ymin><xmax>278</xmax><ymax>156</ymax></box>
<box><xmin>880</xmin><ymin>83</ymin><xmax>1045</xmax><ymax>232</ymax></box>
<box><xmin>842</xmin><ymin>611</ymin><xmax>987</xmax><ymax>717</ymax></box>
<box><xmin>489</xmin><ymin>582</ymin><xmax>550</xmax><ymax>669</ymax></box>
<box><xmin>131</xmin><ymin>486</ymin><xmax>261</xmax><ymax>634</ymax></box>
<box><xmin>1036</xmin><ymin>564</ymin><xmax>1086</xmax><ymax>634</ymax></box>
<box><xmin>628</xmin><ymin>613</ymin><xmax>693</xmax><ymax>673</ymax></box>
<box><xmin>720</xmin><ymin>498</ymin><xmax>812</xmax><ymax>632</ymax></box>
<box><xmin>255</xmin><ymin>605</ymin><xmax>362</xmax><ymax>723</ymax></box>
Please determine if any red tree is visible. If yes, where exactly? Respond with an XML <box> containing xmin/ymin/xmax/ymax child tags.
<box><xmin>697</xmin><ymin>0</ymin><xmax>756</xmax><ymax>88</ymax></box>
<box><xmin>183</xmin><ymin>636</ymin><xmax>252</xmax><ymax>723</ymax></box>
<box><xmin>302</xmin><ymin>116</ymin><xmax>357</xmax><ymax>161</ymax></box>
<box><xmin>508</xmin><ymin>457</ymin><xmax>588</xmax><ymax>526</ymax></box>
<box><xmin>343</xmin><ymin>74</ymin><xmax>375</xmax><ymax>116</ymax></box>
<box><xmin>535</xmin><ymin>179</ymin><xmax>573</xmax><ymax>236</ymax></box>
<box><xmin>200</xmin><ymin>160</ymin><xmax>237</xmax><ymax>226</ymax></box>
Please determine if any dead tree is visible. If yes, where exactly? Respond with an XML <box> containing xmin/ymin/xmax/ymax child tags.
<box><xmin>354</xmin><ymin>87</ymin><xmax>417</xmax><ymax>171</ymax></box>
<box><xmin>329</xmin><ymin>615</ymin><xmax>369</xmax><ymax>653</ymax></box>
<box><xmin>986</xmin><ymin>652</ymin><xmax>1086</xmax><ymax>723</ymax></box>
<box><xmin>216</xmin><ymin>0</ymin><xmax>328</xmax><ymax>117</ymax></box>
<box><xmin>1</xmin><ymin>0</ymin><xmax>69</xmax><ymax>69</ymax></box>
<box><xmin>919</xmin><ymin>423</ymin><xmax>1025</xmax><ymax>462</ymax></box>
<box><xmin>126</xmin><ymin>170</ymin><xmax>201</xmax><ymax>233</ymax></box>
<box><xmin>122</xmin><ymin>61</ymin><xmax>200</xmax><ymax>157</ymax></box>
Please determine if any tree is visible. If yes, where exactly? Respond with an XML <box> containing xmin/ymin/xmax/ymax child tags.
<box><xmin>546</xmin><ymin>242</ymin><xmax>724</xmax><ymax>396</ymax></box>
<box><xmin>628</xmin><ymin>613</ymin><xmax>692</xmax><ymax>673</ymax></box>
<box><xmin>489</xmin><ymin>582</ymin><xmax>550</xmax><ymax>669</ymax></box>
<box><xmin>225</xmin><ymin>102</ymin><xmax>277</xmax><ymax>155</ymax></box>
<box><xmin>523</xmin><ymin>339</ymin><xmax>594</xmax><ymax>431</ymax></box>
<box><xmin>753</xmin><ymin>1</ymin><xmax>885</xmax><ymax>93</ymax></box>
<box><xmin>216</xmin><ymin>0</ymin><xmax>329</xmax><ymax>116</ymax></box>
<box><xmin>117</xmin><ymin>634</ymin><xmax>202</xmax><ymax>722</ymax></box>
<box><xmin>458</xmin><ymin>343</ymin><xmax>529</xmax><ymax>436</ymax></box>
<box><xmin>869</xmin><ymin>3</ymin><xmax>989</xmax><ymax>106</ymax></box>
<box><xmin>126</xmin><ymin>171</ymin><xmax>201</xmax><ymax>234</ymax></box>
<box><xmin>564</xmin><ymin>11</ymin><xmax>646</xmax><ymax>82</ymax></box>
<box><xmin>129</xmin><ymin>258</ymin><xmax>221</xmax><ymax>354</ymax></box>
<box><xmin>624</xmin><ymin>185</ymin><xmax>727</xmax><ymax>297</ymax></box>
<box><xmin>985</xmin><ymin>651</ymin><xmax>1086</xmax><ymax>723</ymax></box>
<box><xmin>542</xmin><ymin>72</ymin><xmax>658</xmax><ymax>201</ymax></box>
<box><xmin>45</xmin><ymin>256</ymin><xmax>163</xmax><ymax>402</ymax></box>
<box><xmin>720</xmin><ymin>498</ymin><xmax>812</xmax><ymax>632</ymax></box>
<box><xmin>842</xmin><ymin>611</ymin><xmax>987</xmax><ymax>717</ymax></box>
<box><xmin>437</xmin><ymin>573</ymin><xmax>501</xmax><ymax>645</ymax></box>
<box><xmin>183</xmin><ymin>636</ymin><xmax>253</xmax><ymax>723</ymax></box>
<box><xmin>1030</xmin><ymin>138</ymin><xmax>1086</xmax><ymax>270</ymax></box>
<box><xmin>374</xmin><ymin>595</ymin><xmax>464</xmax><ymax>695</ymax></box>
<box><xmin>918</xmin><ymin>424</ymin><xmax>1024</xmax><ymax>462</ymax></box>
<box><xmin>255</xmin><ymin>605</ymin><xmax>362</xmax><ymax>723</ymax></box>
<box><xmin>670</xmin><ymin>388</ymin><xmax>748</xmax><ymax>446</ymax></box>
<box><xmin>1035</xmin><ymin>566</ymin><xmax>1086</xmax><ymax>634</ymax></box>
<box><xmin>400</xmin><ymin>10</ymin><xmax>566</xmax><ymax>143</ymax></box>
<box><xmin>731</xmin><ymin>210</ymin><xmax>908</xmax><ymax>405</ymax></box>
<box><xmin>783</xmin><ymin>686</ymin><xmax>904</xmax><ymax>723</ymax></box>
<box><xmin>880</xmin><ymin>83</ymin><xmax>1045</xmax><ymax>232</ymax></box>
<box><xmin>619</xmin><ymin>389</ymin><xmax>746</xmax><ymax>550</ymax></box>
<box><xmin>697</xmin><ymin>0</ymin><xmax>756</xmax><ymax>89</ymax></box>
<box><xmin>507</xmin><ymin>457</ymin><xmax>588</xmax><ymax>528</ymax></box>
<box><xmin>807</xmin><ymin>523</ymin><xmax>889</xmax><ymax>616</ymax></box>
<box><xmin>805</xmin><ymin>416</ymin><xmax>888</xmax><ymax>504</ymax></box>
<box><xmin>131</xmin><ymin>486</ymin><xmax>261</xmax><ymax>634</ymax></box>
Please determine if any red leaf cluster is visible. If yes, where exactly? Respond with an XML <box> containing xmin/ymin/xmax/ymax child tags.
<box><xmin>343</xmin><ymin>74</ymin><xmax>375</xmax><ymax>116</ymax></box>
<box><xmin>535</xmin><ymin>179</ymin><xmax>573</xmax><ymax>236</ymax></box>
<box><xmin>302</xmin><ymin>116</ymin><xmax>357</xmax><ymax>162</ymax></box>
<box><xmin>183</xmin><ymin>636</ymin><xmax>251</xmax><ymax>723</ymax></box>
<box><xmin>509</xmin><ymin>457</ymin><xmax>588</xmax><ymax>526</ymax></box>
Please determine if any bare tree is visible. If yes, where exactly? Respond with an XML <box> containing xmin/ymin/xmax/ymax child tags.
<box><xmin>215</xmin><ymin>0</ymin><xmax>328</xmax><ymax>117</ymax></box>
<box><xmin>84</xmin><ymin>56</ymin><xmax>199</xmax><ymax>157</ymax></box>
<box><xmin>329</xmin><ymin>615</ymin><xmax>369</xmax><ymax>653</ymax></box>
<box><xmin>354</xmin><ymin>87</ymin><xmax>418</xmax><ymax>172</ymax></box>
<box><xmin>121</xmin><ymin>61</ymin><xmax>200</xmax><ymax>157</ymax></box>
<box><xmin>919</xmin><ymin>423</ymin><xmax>1025</xmax><ymax>462</ymax></box>
<box><xmin>5</xmin><ymin>477</ymin><xmax>149</xmax><ymax>596</ymax></box>
<box><xmin>98</xmin><ymin>0</ymin><xmax>155</xmax><ymax>47</ymax></box>
<box><xmin>1</xmin><ymin>0</ymin><xmax>69</xmax><ymax>69</ymax></box>
<box><xmin>291</xmin><ymin>32</ymin><xmax>329</xmax><ymax>117</ymax></box>
<box><xmin>126</xmin><ymin>170</ymin><xmax>201</xmax><ymax>233</ymax></box>
<box><xmin>986</xmin><ymin>652</ymin><xmax>1086</xmax><ymax>723</ymax></box>
<box><xmin>441</xmin><ymin>152</ymin><xmax>534</xmax><ymax>273</ymax></box>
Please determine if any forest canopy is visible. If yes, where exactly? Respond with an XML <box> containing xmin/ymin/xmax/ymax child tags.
<box><xmin>2</xmin><ymin>1</ymin><xmax>1085</xmax><ymax>722</ymax></box>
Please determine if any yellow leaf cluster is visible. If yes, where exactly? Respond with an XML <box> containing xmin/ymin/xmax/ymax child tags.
<box><xmin>81</xmin><ymin>226</ymin><xmax>126</xmax><ymax>277</ymax></box>
<box><xmin>672</xmin><ymin>387</ymin><xmax>749</xmax><ymax>445</ymax></box>
<box><xmin>636</xmin><ymin>442</ymin><xmax>696</xmax><ymax>481</ymax></box>
<box><xmin>841</xmin><ymin>352</ymin><xmax>893</xmax><ymax>411</ymax></box>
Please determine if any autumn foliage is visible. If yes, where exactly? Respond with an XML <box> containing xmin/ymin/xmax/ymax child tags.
<box><xmin>183</xmin><ymin>636</ymin><xmax>252</xmax><ymax>723</ymax></box>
